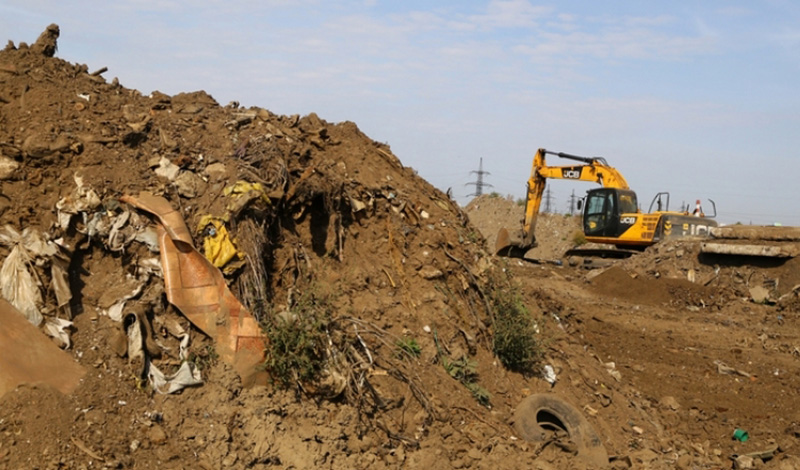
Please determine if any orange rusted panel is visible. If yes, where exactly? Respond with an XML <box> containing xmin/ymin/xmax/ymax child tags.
<box><xmin>120</xmin><ymin>192</ymin><xmax>267</xmax><ymax>386</ymax></box>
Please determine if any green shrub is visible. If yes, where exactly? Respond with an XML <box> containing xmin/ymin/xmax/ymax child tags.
<box><xmin>433</xmin><ymin>332</ymin><xmax>491</xmax><ymax>406</ymax></box>
<box><xmin>465</xmin><ymin>382</ymin><xmax>491</xmax><ymax>405</ymax></box>
<box><xmin>488</xmin><ymin>278</ymin><xmax>543</xmax><ymax>375</ymax></box>
<box><xmin>262</xmin><ymin>288</ymin><xmax>333</xmax><ymax>388</ymax></box>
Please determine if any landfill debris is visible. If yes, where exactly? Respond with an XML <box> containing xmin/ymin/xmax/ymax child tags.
<box><xmin>197</xmin><ymin>215</ymin><xmax>244</xmax><ymax>273</ymax></box>
<box><xmin>0</xmin><ymin>229</ymin><xmax>44</xmax><ymax>325</ymax></box>
<box><xmin>222</xmin><ymin>180</ymin><xmax>273</xmax><ymax>215</ymax></box>
<box><xmin>0</xmin><ymin>299</ymin><xmax>85</xmax><ymax>397</ymax></box>
<box><xmin>743</xmin><ymin>444</ymin><xmax>780</xmax><ymax>461</ymax></box>
<box><xmin>0</xmin><ymin>225</ymin><xmax>68</xmax><ymax>325</ymax></box>
<box><xmin>55</xmin><ymin>174</ymin><xmax>102</xmax><ymax>230</ymax></box>
<box><xmin>102</xmin><ymin>274</ymin><xmax>150</xmax><ymax>322</ymax></box>
<box><xmin>120</xmin><ymin>192</ymin><xmax>267</xmax><ymax>385</ymax></box>
<box><xmin>125</xmin><ymin>312</ymin><xmax>202</xmax><ymax>394</ymax></box>
<box><xmin>715</xmin><ymin>360</ymin><xmax>752</xmax><ymax>378</ymax></box>
<box><xmin>732</xmin><ymin>428</ymin><xmax>749</xmax><ymax>442</ymax></box>
<box><xmin>660</xmin><ymin>396</ymin><xmax>680</xmax><ymax>411</ymax></box>
<box><xmin>749</xmin><ymin>285</ymin><xmax>773</xmax><ymax>304</ymax></box>
<box><xmin>43</xmin><ymin>317</ymin><xmax>75</xmax><ymax>349</ymax></box>
<box><xmin>732</xmin><ymin>454</ymin><xmax>754</xmax><ymax>469</ymax></box>
<box><xmin>730</xmin><ymin>443</ymin><xmax>783</xmax><ymax>469</ymax></box>
<box><xmin>5</xmin><ymin>24</ymin><xmax>800</xmax><ymax>469</ymax></box>
<box><xmin>153</xmin><ymin>156</ymin><xmax>180</xmax><ymax>181</ymax></box>
<box><xmin>542</xmin><ymin>364</ymin><xmax>557</xmax><ymax>386</ymax></box>
<box><xmin>0</xmin><ymin>154</ymin><xmax>19</xmax><ymax>179</ymax></box>
<box><xmin>711</xmin><ymin>225</ymin><xmax>800</xmax><ymax>241</ymax></box>
<box><xmin>701</xmin><ymin>242</ymin><xmax>798</xmax><ymax>258</ymax></box>
<box><xmin>513</xmin><ymin>393</ymin><xmax>609</xmax><ymax>467</ymax></box>
<box><xmin>604</xmin><ymin>361</ymin><xmax>622</xmax><ymax>382</ymax></box>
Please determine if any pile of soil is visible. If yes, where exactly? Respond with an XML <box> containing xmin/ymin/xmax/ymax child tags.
<box><xmin>2</xmin><ymin>25</ymin><xmax>800</xmax><ymax>470</ymax></box>
<box><xmin>464</xmin><ymin>194</ymin><xmax>581</xmax><ymax>260</ymax></box>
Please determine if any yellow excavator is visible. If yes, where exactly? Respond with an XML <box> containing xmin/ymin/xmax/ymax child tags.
<box><xmin>496</xmin><ymin>148</ymin><xmax>718</xmax><ymax>258</ymax></box>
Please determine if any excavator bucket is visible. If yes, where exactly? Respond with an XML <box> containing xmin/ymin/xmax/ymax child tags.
<box><xmin>495</xmin><ymin>227</ymin><xmax>535</xmax><ymax>258</ymax></box>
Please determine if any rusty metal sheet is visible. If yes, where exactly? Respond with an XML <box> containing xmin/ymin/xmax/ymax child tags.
<box><xmin>120</xmin><ymin>192</ymin><xmax>267</xmax><ymax>386</ymax></box>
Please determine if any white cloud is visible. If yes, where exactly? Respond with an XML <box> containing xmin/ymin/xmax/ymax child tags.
<box><xmin>468</xmin><ymin>0</ymin><xmax>552</xmax><ymax>30</ymax></box>
<box><xmin>513</xmin><ymin>23</ymin><xmax>716</xmax><ymax>63</ymax></box>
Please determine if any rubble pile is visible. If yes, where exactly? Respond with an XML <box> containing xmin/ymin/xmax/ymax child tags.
<box><xmin>0</xmin><ymin>25</ymin><xmax>559</xmax><ymax>469</ymax></box>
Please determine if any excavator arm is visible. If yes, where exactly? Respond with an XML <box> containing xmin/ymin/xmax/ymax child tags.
<box><xmin>496</xmin><ymin>148</ymin><xmax>630</xmax><ymax>257</ymax></box>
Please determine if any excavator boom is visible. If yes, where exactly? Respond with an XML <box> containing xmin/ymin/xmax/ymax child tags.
<box><xmin>496</xmin><ymin>148</ymin><xmax>629</xmax><ymax>256</ymax></box>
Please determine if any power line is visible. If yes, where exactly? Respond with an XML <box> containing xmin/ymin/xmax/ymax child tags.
<box><xmin>465</xmin><ymin>157</ymin><xmax>493</xmax><ymax>197</ymax></box>
<box><xmin>567</xmin><ymin>189</ymin><xmax>577</xmax><ymax>215</ymax></box>
<box><xmin>543</xmin><ymin>186</ymin><xmax>554</xmax><ymax>213</ymax></box>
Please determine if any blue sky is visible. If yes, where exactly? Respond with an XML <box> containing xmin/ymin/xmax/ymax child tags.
<box><xmin>3</xmin><ymin>1</ymin><xmax>799</xmax><ymax>225</ymax></box>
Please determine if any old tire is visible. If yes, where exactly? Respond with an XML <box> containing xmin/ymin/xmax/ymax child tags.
<box><xmin>513</xmin><ymin>394</ymin><xmax>608</xmax><ymax>468</ymax></box>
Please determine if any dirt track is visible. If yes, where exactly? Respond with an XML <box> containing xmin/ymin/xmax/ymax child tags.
<box><xmin>2</xmin><ymin>26</ymin><xmax>800</xmax><ymax>470</ymax></box>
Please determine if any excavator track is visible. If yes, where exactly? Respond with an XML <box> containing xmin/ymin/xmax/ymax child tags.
<box><xmin>564</xmin><ymin>246</ymin><xmax>641</xmax><ymax>259</ymax></box>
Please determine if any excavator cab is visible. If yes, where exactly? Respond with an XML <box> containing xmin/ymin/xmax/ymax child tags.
<box><xmin>582</xmin><ymin>188</ymin><xmax>638</xmax><ymax>238</ymax></box>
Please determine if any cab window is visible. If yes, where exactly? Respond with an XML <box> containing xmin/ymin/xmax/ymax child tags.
<box><xmin>584</xmin><ymin>191</ymin><xmax>614</xmax><ymax>234</ymax></box>
<box><xmin>619</xmin><ymin>193</ymin><xmax>637</xmax><ymax>214</ymax></box>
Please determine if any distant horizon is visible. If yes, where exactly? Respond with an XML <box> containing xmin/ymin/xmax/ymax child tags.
<box><xmin>461</xmin><ymin>191</ymin><xmax>771</xmax><ymax>227</ymax></box>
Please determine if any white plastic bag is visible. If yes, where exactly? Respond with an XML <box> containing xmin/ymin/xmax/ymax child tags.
<box><xmin>0</xmin><ymin>243</ymin><xmax>43</xmax><ymax>326</ymax></box>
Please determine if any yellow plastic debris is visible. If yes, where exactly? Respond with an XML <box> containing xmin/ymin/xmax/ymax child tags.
<box><xmin>223</xmin><ymin>181</ymin><xmax>269</xmax><ymax>202</ymax></box>
<box><xmin>196</xmin><ymin>215</ymin><xmax>243</xmax><ymax>270</ymax></box>
<box><xmin>222</xmin><ymin>180</ymin><xmax>273</xmax><ymax>214</ymax></box>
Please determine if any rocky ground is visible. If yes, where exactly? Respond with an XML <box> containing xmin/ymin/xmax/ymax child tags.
<box><xmin>1</xmin><ymin>26</ymin><xmax>799</xmax><ymax>470</ymax></box>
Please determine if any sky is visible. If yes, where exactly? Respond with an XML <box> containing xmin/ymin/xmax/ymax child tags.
<box><xmin>2</xmin><ymin>1</ymin><xmax>799</xmax><ymax>225</ymax></box>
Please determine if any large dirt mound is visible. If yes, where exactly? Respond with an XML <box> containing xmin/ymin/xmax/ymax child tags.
<box><xmin>0</xmin><ymin>26</ymin><xmax>586</xmax><ymax>470</ymax></box>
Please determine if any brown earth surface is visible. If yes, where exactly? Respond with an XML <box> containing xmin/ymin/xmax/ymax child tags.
<box><xmin>463</xmin><ymin>195</ymin><xmax>582</xmax><ymax>261</ymax></box>
<box><xmin>2</xmin><ymin>26</ymin><xmax>800</xmax><ymax>470</ymax></box>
